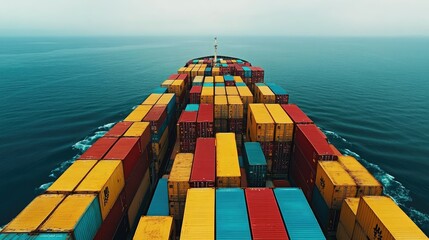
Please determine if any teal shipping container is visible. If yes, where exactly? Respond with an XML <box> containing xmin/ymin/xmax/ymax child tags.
<box><xmin>151</xmin><ymin>87</ymin><xmax>167</xmax><ymax>94</ymax></box>
<box><xmin>146</xmin><ymin>178</ymin><xmax>169</xmax><ymax>216</ymax></box>
<box><xmin>216</xmin><ymin>188</ymin><xmax>251</xmax><ymax>240</ymax></box>
<box><xmin>235</xmin><ymin>82</ymin><xmax>247</xmax><ymax>87</ymax></box>
<box><xmin>185</xmin><ymin>104</ymin><xmax>199</xmax><ymax>112</ymax></box>
<box><xmin>274</xmin><ymin>188</ymin><xmax>326</xmax><ymax>240</ymax></box>
<box><xmin>310</xmin><ymin>187</ymin><xmax>340</xmax><ymax>234</ymax></box>
<box><xmin>243</xmin><ymin>142</ymin><xmax>267</xmax><ymax>187</ymax></box>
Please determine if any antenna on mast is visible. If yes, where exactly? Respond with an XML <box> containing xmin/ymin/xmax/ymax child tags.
<box><xmin>214</xmin><ymin>37</ymin><xmax>218</xmax><ymax>64</ymax></box>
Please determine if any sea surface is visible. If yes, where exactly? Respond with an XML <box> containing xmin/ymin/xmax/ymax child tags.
<box><xmin>0</xmin><ymin>36</ymin><xmax>428</xmax><ymax>234</ymax></box>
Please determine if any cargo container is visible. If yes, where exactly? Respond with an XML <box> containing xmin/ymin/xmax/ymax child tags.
<box><xmin>265</xmin><ymin>83</ymin><xmax>289</xmax><ymax>104</ymax></box>
<box><xmin>127</xmin><ymin>169</ymin><xmax>150</xmax><ymax>229</ymax></box>
<box><xmin>274</xmin><ymin>188</ymin><xmax>325</xmax><ymax>240</ymax></box>
<box><xmin>227</xmin><ymin>95</ymin><xmax>243</xmax><ymax>119</ymax></box>
<box><xmin>216</xmin><ymin>188</ymin><xmax>251</xmax><ymax>240</ymax></box>
<box><xmin>104</xmin><ymin>137</ymin><xmax>142</xmax><ymax>179</ymax></box>
<box><xmin>205</xmin><ymin>76</ymin><xmax>214</xmax><ymax>83</ymax></box>
<box><xmin>255</xmin><ymin>83</ymin><xmax>275</xmax><ymax>103</ymax></box>
<box><xmin>245</xmin><ymin>188</ymin><xmax>289</xmax><ymax>240</ymax></box>
<box><xmin>315</xmin><ymin>161</ymin><xmax>357</xmax><ymax>209</ymax></box>
<box><xmin>142</xmin><ymin>93</ymin><xmax>163</xmax><ymax>105</ymax></box>
<box><xmin>236</xmin><ymin>86</ymin><xmax>253</xmax><ymax>106</ymax></box>
<box><xmin>161</xmin><ymin>80</ymin><xmax>174</xmax><ymax>88</ymax></box>
<box><xmin>123</xmin><ymin>122</ymin><xmax>151</xmax><ymax>151</ymax></box>
<box><xmin>271</xmin><ymin>141</ymin><xmax>292</xmax><ymax>175</ymax></box>
<box><xmin>214</xmin><ymin>95</ymin><xmax>228</xmax><ymax>119</ymax></box>
<box><xmin>225</xmin><ymin>86</ymin><xmax>239</xmax><ymax>96</ymax></box>
<box><xmin>356</xmin><ymin>196</ymin><xmax>427</xmax><ymax>240</ymax></box>
<box><xmin>281</xmin><ymin>104</ymin><xmax>313</xmax><ymax>125</ymax></box>
<box><xmin>79</xmin><ymin>137</ymin><xmax>118</xmax><ymax>160</ymax></box>
<box><xmin>240</xmin><ymin>168</ymin><xmax>248</xmax><ymax>188</ymax></box>
<box><xmin>75</xmin><ymin>160</ymin><xmax>125</xmax><ymax>220</ymax></box>
<box><xmin>156</xmin><ymin>93</ymin><xmax>176</xmax><ymax>116</ymax></box>
<box><xmin>152</xmin><ymin>125</ymin><xmax>169</xmax><ymax>158</ymax></box>
<box><xmin>177</xmin><ymin>111</ymin><xmax>197</xmax><ymax>152</ymax></box>
<box><xmin>190</xmin><ymin>138</ymin><xmax>216</xmax><ymax>188</ymax></box>
<box><xmin>47</xmin><ymin>160</ymin><xmax>97</xmax><ymax>193</ymax></box>
<box><xmin>200</xmin><ymin>87</ymin><xmax>214</xmax><ymax>104</ymax></box>
<box><xmin>168</xmin><ymin>80</ymin><xmax>185</xmax><ymax>97</ymax></box>
<box><xmin>169</xmin><ymin>201</ymin><xmax>185</xmax><ymax>221</ymax></box>
<box><xmin>185</xmin><ymin>104</ymin><xmax>199</xmax><ymax>112</ymax></box>
<box><xmin>192</xmin><ymin>76</ymin><xmax>204</xmax><ymax>86</ymax></box>
<box><xmin>338</xmin><ymin>156</ymin><xmax>383</xmax><ymax>196</ymax></box>
<box><xmin>124</xmin><ymin>105</ymin><xmax>153</xmax><ymax>122</ymax></box>
<box><xmin>180</xmin><ymin>188</ymin><xmax>215</xmax><ymax>240</ymax></box>
<box><xmin>338</xmin><ymin>198</ymin><xmax>359</xmax><ymax>239</ymax></box>
<box><xmin>336</xmin><ymin>222</ymin><xmax>349</xmax><ymax>240</ymax></box>
<box><xmin>216</xmin><ymin>133</ymin><xmax>241</xmax><ymax>187</ymax></box>
<box><xmin>265</xmin><ymin>104</ymin><xmax>294</xmax><ymax>142</ymax></box>
<box><xmin>144</xmin><ymin>105</ymin><xmax>167</xmax><ymax>139</ymax></box>
<box><xmin>133</xmin><ymin>216</ymin><xmax>174</xmax><ymax>240</ymax></box>
<box><xmin>189</xmin><ymin>86</ymin><xmax>202</xmax><ymax>104</ymax></box>
<box><xmin>168</xmin><ymin>73</ymin><xmax>179</xmax><ymax>80</ymax></box>
<box><xmin>215</xmin><ymin>86</ymin><xmax>226</xmax><ymax>96</ymax></box>
<box><xmin>147</xmin><ymin>178</ymin><xmax>169</xmax><ymax>216</ymax></box>
<box><xmin>124</xmin><ymin>154</ymin><xmax>150</xmax><ymax>207</ymax></box>
<box><xmin>197</xmin><ymin>103</ymin><xmax>214</xmax><ymax>138</ymax></box>
<box><xmin>329</xmin><ymin>144</ymin><xmax>342</xmax><ymax>157</ymax></box>
<box><xmin>104</xmin><ymin>122</ymin><xmax>133</xmax><ymax>138</ymax></box>
<box><xmin>233</xmin><ymin>76</ymin><xmax>244</xmax><ymax>83</ymax></box>
<box><xmin>352</xmin><ymin>221</ymin><xmax>367</xmax><ymax>240</ymax></box>
<box><xmin>94</xmin><ymin>189</ymin><xmax>126</xmax><ymax>240</ymax></box>
<box><xmin>168</xmin><ymin>153</ymin><xmax>193</xmax><ymax>202</ymax></box>
<box><xmin>1</xmin><ymin>194</ymin><xmax>65</xmax><ymax>233</ymax></box>
<box><xmin>243</xmin><ymin>142</ymin><xmax>267</xmax><ymax>187</ymax></box>
<box><xmin>223</xmin><ymin>75</ymin><xmax>235</xmax><ymax>86</ymax></box>
<box><xmin>247</xmin><ymin>104</ymin><xmax>274</xmax><ymax>142</ymax></box>
<box><xmin>311</xmin><ymin>186</ymin><xmax>341</xmax><ymax>234</ymax></box>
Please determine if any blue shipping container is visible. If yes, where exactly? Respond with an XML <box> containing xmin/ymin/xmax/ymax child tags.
<box><xmin>147</xmin><ymin>178</ymin><xmax>169</xmax><ymax>216</ymax></box>
<box><xmin>243</xmin><ymin>142</ymin><xmax>267</xmax><ymax>187</ymax></box>
<box><xmin>242</xmin><ymin>67</ymin><xmax>252</xmax><ymax>78</ymax></box>
<box><xmin>235</xmin><ymin>82</ymin><xmax>247</xmax><ymax>87</ymax></box>
<box><xmin>203</xmin><ymin>83</ymin><xmax>214</xmax><ymax>87</ymax></box>
<box><xmin>185</xmin><ymin>104</ymin><xmax>199</xmax><ymax>112</ymax></box>
<box><xmin>265</xmin><ymin>83</ymin><xmax>288</xmax><ymax>95</ymax></box>
<box><xmin>151</xmin><ymin>87</ymin><xmax>167</xmax><ymax>94</ymax></box>
<box><xmin>205</xmin><ymin>67</ymin><xmax>212</xmax><ymax>76</ymax></box>
<box><xmin>222</xmin><ymin>63</ymin><xmax>228</xmax><ymax>67</ymax></box>
<box><xmin>255</xmin><ymin>82</ymin><xmax>266</xmax><ymax>87</ymax></box>
<box><xmin>310</xmin><ymin>187</ymin><xmax>340</xmax><ymax>234</ymax></box>
<box><xmin>224</xmin><ymin>75</ymin><xmax>234</xmax><ymax>81</ymax></box>
<box><xmin>216</xmin><ymin>188</ymin><xmax>251</xmax><ymax>240</ymax></box>
<box><xmin>215</xmin><ymin>83</ymin><xmax>225</xmax><ymax>87</ymax></box>
<box><xmin>274</xmin><ymin>188</ymin><xmax>326</xmax><ymax>240</ymax></box>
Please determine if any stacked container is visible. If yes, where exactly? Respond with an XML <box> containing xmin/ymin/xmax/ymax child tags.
<box><xmin>196</xmin><ymin>104</ymin><xmax>214</xmax><ymax>138</ymax></box>
<box><xmin>133</xmin><ymin>216</ymin><xmax>174</xmax><ymax>240</ymax></box>
<box><xmin>254</xmin><ymin>83</ymin><xmax>275</xmax><ymax>103</ymax></box>
<box><xmin>243</xmin><ymin>142</ymin><xmax>267</xmax><ymax>187</ymax></box>
<box><xmin>177</xmin><ymin>111</ymin><xmax>197</xmax><ymax>152</ymax></box>
<box><xmin>216</xmin><ymin>133</ymin><xmax>241</xmax><ymax>187</ymax></box>
<box><xmin>147</xmin><ymin>178</ymin><xmax>169</xmax><ymax>216</ymax></box>
<box><xmin>214</xmin><ymin>95</ymin><xmax>228</xmax><ymax>132</ymax></box>
<box><xmin>266</xmin><ymin>83</ymin><xmax>289</xmax><ymax>104</ymax></box>
<box><xmin>189</xmin><ymin>138</ymin><xmax>216</xmax><ymax>188</ymax></box>
<box><xmin>227</xmin><ymin>95</ymin><xmax>244</xmax><ymax>147</ymax></box>
<box><xmin>336</xmin><ymin>198</ymin><xmax>359</xmax><ymax>240</ymax></box>
<box><xmin>265</xmin><ymin>104</ymin><xmax>294</xmax><ymax>177</ymax></box>
<box><xmin>168</xmin><ymin>153</ymin><xmax>193</xmax><ymax>222</ymax></box>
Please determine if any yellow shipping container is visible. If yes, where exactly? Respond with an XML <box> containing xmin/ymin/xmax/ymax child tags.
<box><xmin>191</xmin><ymin>65</ymin><xmax>200</xmax><ymax>79</ymax></box>
<box><xmin>237</xmin><ymin>86</ymin><xmax>254</xmax><ymax>106</ymax></box>
<box><xmin>215</xmin><ymin>76</ymin><xmax>224</xmax><ymax>83</ymax></box>
<box><xmin>220</xmin><ymin>60</ymin><xmax>227</xmax><ymax>64</ymax></box>
<box><xmin>184</xmin><ymin>67</ymin><xmax>192</xmax><ymax>76</ymax></box>
<box><xmin>204</xmin><ymin>76</ymin><xmax>214</xmax><ymax>83</ymax></box>
<box><xmin>352</xmin><ymin>221</ymin><xmax>367</xmax><ymax>240</ymax></box>
<box><xmin>75</xmin><ymin>160</ymin><xmax>125</xmax><ymax>220</ymax></box>
<box><xmin>181</xmin><ymin>188</ymin><xmax>215</xmax><ymax>240</ymax></box>
<box><xmin>161</xmin><ymin>80</ymin><xmax>174</xmax><ymax>88</ymax></box>
<box><xmin>198</xmin><ymin>66</ymin><xmax>206</xmax><ymax>76</ymax></box>
<box><xmin>339</xmin><ymin>198</ymin><xmax>360</xmax><ymax>238</ymax></box>
<box><xmin>38</xmin><ymin>194</ymin><xmax>98</xmax><ymax>233</ymax></box>
<box><xmin>356</xmin><ymin>196</ymin><xmax>427</xmax><ymax>240</ymax></box>
<box><xmin>133</xmin><ymin>216</ymin><xmax>174</xmax><ymax>240</ymax></box>
<box><xmin>169</xmin><ymin>200</ymin><xmax>186</xmax><ymax>220</ymax></box>
<box><xmin>233</xmin><ymin>76</ymin><xmax>243</xmax><ymax>83</ymax></box>
<box><xmin>152</xmin><ymin>126</ymin><xmax>169</xmax><ymax>157</ymax></box>
<box><xmin>168</xmin><ymin>153</ymin><xmax>193</xmax><ymax>201</ymax></box>
<box><xmin>338</xmin><ymin>156</ymin><xmax>383</xmax><ymax>197</ymax></box>
<box><xmin>188</xmin><ymin>64</ymin><xmax>196</xmax><ymax>68</ymax></box>
<box><xmin>124</xmin><ymin>105</ymin><xmax>152</xmax><ymax>122</ymax></box>
<box><xmin>265</xmin><ymin>104</ymin><xmax>294</xmax><ymax>142</ymax></box>
<box><xmin>193</xmin><ymin>76</ymin><xmax>204</xmax><ymax>85</ymax></box>
<box><xmin>214</xmin><ymin>95</ymin><xmax>228</xmax><ymax>119</ymax></box>
<box><xmin>2</xmin><ymin>194</ymin><xmax>65</xmax><ymax>232</ymax></box>
<box><xmin>227</xmin><ymin>95</ymin><xmax>243</xmax><ymax>119</ymax></box>
<box><xmin>215</xmin><ymin>86</ymin><xmax>226</xmax><ymax>96</ymax></box>
<box><xmin>212</xmin><ymin>67</ymin><xmax>220</xmax><ymax>76</ymax></box>
<box><xmin>156</xmin><ymin>93</ymin><xmax>175</xmax><ymax>105</ymax></box>
<box><xmin>336</xmin><ymin>222</ymin><xmax>351</xmax><ymax>240</ymax></box>
<box><xmin>168</xmin><ymin>80</ymin><xmax>185</xmax><ymax>97</ymax></box>
<box><xmin>124</xmin><ymin>122</ymin><xmax>150</xmax><ymax>138</ymax></box>
<box><xmin>200</xmin><ymin>87</ymin><xmax>214</xmax><ymax>104</ymax></box>
<box><xmin>315</xmin><ymin>161</ymin><xmax>357</xmax><ymax>210</ymax></box>
<box><xmin>255</xmin><ymin>85</ymin><xmax>275</xmax><ymax>103</ymax></box>
<box><xmin>216</xmin><ymin>133</ymin><xmax>241</xmax><ymax>187</ymax></box>
<box><xmin>226</xmin><ymin>86</ymin><xmax>239</xmax><ymax>96</ymax></box>
<box><xmin>142</xmin><ymin>94</ymin><xmax>162</xmax><ymax>105</ymax></box>
<box><xmin>247</xmin><ymin>104</ymin><xmax>274</xmax><ymax>142</ymax></box>
<box><xmin>47</xmin><ymin>160</ymin><xmax>97</xmax><ymax>193</ymax></box>
<box><xmin>128</xmin><ymin>169</ymin><xmax>150</xmax><ymax>228</ymax></box>
<box><xmin>178</xmin><ymin>67</ymin><xmax>186</xmax><ymax>74</ymax></box>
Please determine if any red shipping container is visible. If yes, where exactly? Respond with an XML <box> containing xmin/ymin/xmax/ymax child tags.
<box><xmin>260</xmin><ymin>141</ymin><xmax>274</xmax><ymax>158</ymax></box>
<box><xmin>189</xmin><ymin>138</ymin><xmax>215</xmax><ymax>188</ymax></box>
<box><xmin>281</xmin><ymin>104</ymin><xmax>313</xmax><ymax>125</ymax></box>
<box><xmin>292</xmin><ymin>145</ymin><xmax>317</xmax><ymax>188</ymax></box>
<box><xmin>240</xmin><ymin>168</ymin><xmax>248</xmax><ymax>188</ymax></box>
<box><xmin>104</xmin><ymin>122</ymin><xmax>133</xmax><ymax>138</ymax></box>
<box><xmin>197</xmin><ymin>104</ymin><xmax>214</xmax><ymax>138</ymax></box>
<box><xmin>79</xmin><ymin>137</ymin><xmax>118</xmax><ymax>160</ymax></box>
<box><xmin>214</xmin><ymin>119</ymin><xmax>228</xmax><ymax>132</ymax></box>
<box><xmin>271</xmin><ymin>141</ymin><xmax>292</xmax><ymax>174</ymax></box>
<box><xmin>178</xmin><ymin>111</ymin><xmax>197</xmax><ymax>139</ymax></box>
<box><xmin>228</xmin><ymin>118</ymin><xmax>243</xmax><ymax>134</ymax></box>
<box><xmin>275</xmin><ymin>94</ymin><xmax>289</xmax><ymax>104</ymax></box>
<box><xmin>94</xmin><ymin>190</ymin><xmax>126</xmax><ymax>240</ymax></box>
<box><xmin>177</xmin><ymin>73</ymin><xmax>189</xmax><ymax>86</ymax></box>
<box><xmin>179</xmin><ymin>138</ymin><xmax>196</xmax><ymax>153</ymax></box>
<box><xmin>189</xmin><ymin>86</ymin><xmax>202</xmax><ymax>104</ymax></box>
<box><xmin>290</xmin><ymin>158</ymin><xmax>314</xmax><ymax>201</ymax></box>
<box><xmin>143</xmin><ymin>105</ymin><xmax>167</xmax><ymax>135</ymax></box>
<box><xmin>124</xmin><ymin>149</ymin><xmax>149</xmax><ymax>206</ymax></box>
<box><xmin>294</xmin><ymin>124</ymin><xmax>337</xmax><ymax>170</ymax></box>
<box><xmin>329</xmin><ymin>144</ymin><xmax>342</xmax><ymax>157</ymax></box>
<box><xmin>104</xmin><ymin>137</ymin><xmax>142</xmax><ymax>180</ymax></box>
<box><xmin>245</xmin><ymin>188</ymin><xmax>289</xmax><ymax>240</ymax></box>
<box><xmin>168</xmin><ymin>74</ymin><xmax>179</xmax><ymax>80</ymax></box>
<box><xmin>273</xmin><ymin>179</ymin><xmax>290</xmax><ymax>187</ymax></box>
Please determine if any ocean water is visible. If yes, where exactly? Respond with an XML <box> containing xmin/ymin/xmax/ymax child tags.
<box><xmin>0</xmin><ymin>36</ymin><xmax>428</xmax><ymax>234</ymax></box>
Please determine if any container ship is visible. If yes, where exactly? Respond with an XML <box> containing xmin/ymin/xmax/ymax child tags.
<box><xmin>1</xmin><ymin>40</ymin><xmax>427</xmax><ymax>240</ymax></box>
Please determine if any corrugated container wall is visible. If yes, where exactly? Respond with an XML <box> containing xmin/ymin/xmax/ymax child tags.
<box><xmin>168</xmin><ymin>153</ymin><xmax>193</xmax><ymax>202</ymax></box>
<box><xmin>216</xmin><ymin>133</ymin><xmax>241</xmax><ymax>187</ymax></box>
<box><xmin>338</xmin><ymin>198</ymin><xmax>360</xmax><ymax>239</ymax></box>
<box><xmin>147</xmin><ymin>178</ymin><xmax>169</xmax><ymax>216</ymax></box>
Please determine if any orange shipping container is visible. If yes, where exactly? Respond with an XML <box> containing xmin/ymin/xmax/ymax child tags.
<box><xmin>215</xmin><ymin>86</ymin><xmax>226</xmax><ymax>96</ymax></box>
<box><xmin>227</xmin><ymin>95</ymin><xmax>243</xmax><ymax>119</ymax></box>
<box><xmin>265</xmin><ymin>104</ymin><xmax>294</xmax><ymax>142</ymax></box>
<box><xmin>168</xmin><ymin>153</ymin><xmax>194</xmax><ymax>202</ymax></box>
<box><xmin>214</xmin><ymin>95</ymin><xmax>228</xmax><ymax>119</ymax></box>
<box><xmin>168</xmin><ymin>80</ymin><xmax>185</xmax><ymax>97</ymax></box>
<box><xmin>225</xmin><ymin>86</ymin><xmax>239</xmax><ymax>96</ymax></box>
<box><xmin>201</xmin><ymin>87</ymin><xmax>214</xmax><ymax>104</ymax></box>
<box><xmin>247</xmin><ymin>104</ymin><xmax>274</xmax><ymax>142</ymax></box>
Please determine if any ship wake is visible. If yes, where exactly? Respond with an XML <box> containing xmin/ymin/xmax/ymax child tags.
<box><xmin>35</xmin><ymin>122</ymin><xmax>115</xmax><ymax>193</ymax></box>
<box><xmin>322</xmin><ymin>129</ymin><xmax>429</xmax><ymax>227</ymax></box>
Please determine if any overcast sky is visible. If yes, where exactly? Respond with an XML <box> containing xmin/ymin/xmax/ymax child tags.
<box><xmin>1</xmin><ymin>0</ymin><xmax>429</xmax><ymax>36</ymax></box>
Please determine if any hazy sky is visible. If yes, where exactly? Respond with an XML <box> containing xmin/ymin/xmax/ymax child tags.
<box><xmin>1</xmin><ymin>0</ymin><xmax>429</xmax><ymax>36</ymax></box>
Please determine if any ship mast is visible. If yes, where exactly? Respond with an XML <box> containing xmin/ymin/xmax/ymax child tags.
<box><xmin>214</xmin><ymin>37</ymin><xmax>218</xmax><ymax>64</ymax></box>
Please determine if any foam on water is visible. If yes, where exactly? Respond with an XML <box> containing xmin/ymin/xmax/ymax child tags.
<box><xmin>35</xmin><ymin>122</ymin><xmax>115</xmax><ymax>193</ymax></box>
<box><xmin>322</xmin><ymin>130</ymin><xmax>429</xmax><ymax>227</ymax></box>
